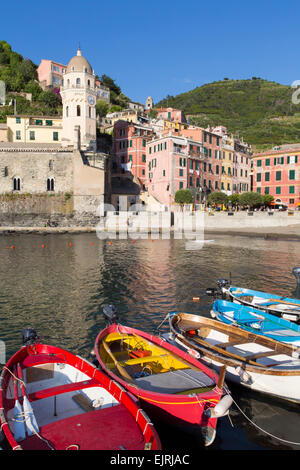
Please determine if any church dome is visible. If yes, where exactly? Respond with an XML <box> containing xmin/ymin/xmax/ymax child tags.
<box><xmin>66</xmin><ymin>48</ymin><xmax>93</xmax><ymax>74</ymax></box>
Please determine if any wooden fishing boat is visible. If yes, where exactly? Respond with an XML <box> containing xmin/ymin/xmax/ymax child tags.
<box><xmin>167</xmin><ymin>311</ymin><xmax>300</xmax><ymax>404</ymax></box>
<box><xmin>216</xmin><ymin>281</ymin><xmax>300</xmax><ymax>322</ymax></box>
<box><xmin>211</xmin><ymin>299</ymin><xmax>300</xmax><ymax>344</ymax></box>
<box><xmin>0</xmin><ymin>329</ymin><xmax>161</xmax><ymax>450</ymax></box>
<box><xmin>93</xmin><ymin>305</ymin><xmax>233</xmax><ymax>447</ymax></box>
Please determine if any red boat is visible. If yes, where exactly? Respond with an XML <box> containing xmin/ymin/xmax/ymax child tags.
<box><xmin>0</xmin><ymin>329</ymin><xmax>161</xmax><ymax>450</ymax></box>
<box><xmin>94</xmin><ymin>305</ymin><xmax>233</xmax><ymax>447</ymax></box>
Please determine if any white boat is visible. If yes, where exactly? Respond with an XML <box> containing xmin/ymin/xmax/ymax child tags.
<box><xmin>166</xmin><ymin>312</ymin><xmax>300</xmax><ymax>404</ymax></box>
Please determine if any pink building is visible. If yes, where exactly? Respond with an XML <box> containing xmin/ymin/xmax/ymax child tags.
<box><xmin>253</xmin><ymin>144</ymin><xmax>300</xmax><ymax>208</ymax></box>
<box><xmin>146</xmin><ymin>133</ymin><xmax>204</xmax><ymax>208</ymax></box>
<box><xmin>156</xmin><ymin>107</ymin><xmax>186</xmax><ymax>123</ymax></box>
<box><xmin>181</xmin><ymin>127</ymin><xmax>223</xmax><ymax>194</ymax></box>
<box><xmin>112</xmin><ymin>120</ymin><xmax>153</xmax><ymax>187</ymax></box>
<box><xmin>37</xmin><ymin>59</ymin><xmax>67</xmax><ymax>88</ymax></box>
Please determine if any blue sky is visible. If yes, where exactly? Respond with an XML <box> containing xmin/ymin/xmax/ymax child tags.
<box><xmin>1</xmin><ymin>0</ymin><xmax>300</xmax><ymax>104</ymax></box>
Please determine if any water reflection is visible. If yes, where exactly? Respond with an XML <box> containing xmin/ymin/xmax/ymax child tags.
<box><xmin>0</xmin><ymin>233</ymin><xmax>300</xmax><ymax>450</ymax></box>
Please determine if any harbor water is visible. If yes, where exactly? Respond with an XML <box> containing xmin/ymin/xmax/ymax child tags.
<box><xmin>1</xmin><ymin>232</ymin><xmax>300</xmax><ymax>451</ymax></box>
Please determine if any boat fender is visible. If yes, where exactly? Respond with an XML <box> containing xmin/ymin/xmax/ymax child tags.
<box><xmin>292</xmin><ymin>350</ymin><xmax>300</xmax><ymax>359</ymax></box>
<box><xmin>205</xmin><ymin>394</ymin><xmax>233</xmax><ymax>418</ymax></box>
<box><xmin>235</xmin><ymin>366</ymin><xmax>253</xmax><ymax>384</ymax></box>
<box><xmin>187</xmin><ymin>348</ymin><xmax>201</xmax><ymax>359</ymax></box>
<box><xmin>210</xmin><ymin>309</ymin><xmax>216</xmax><ymax>318</ymax></box>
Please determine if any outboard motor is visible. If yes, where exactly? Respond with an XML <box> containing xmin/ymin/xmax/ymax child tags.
<box><xmin>292</xmin><ymin>267</ymin><xmax>300</xmax><ymax>300</ymax></box>
<box><xmin>103</xmin><ymin>304</ymin><xmax>118</xmax><ymax>325</ymax></box>
<box><xmin>206</xmin><ymin>287</ymin><xmax>218</xmax><ymax>297</ymax></box>
<box><xmin>217</xmin><ymin>278</ymin><xmax>230</xmax><ymax>299</ymax></box>
<box><xmin>293</xmin><ymin>267</ymin><xmax>300</xmax><ymax>286</ymax></box>
<box><xmin>22</xmin><ymin>328</ymin><xmax>39</xmax><ymax>346</ymax></box>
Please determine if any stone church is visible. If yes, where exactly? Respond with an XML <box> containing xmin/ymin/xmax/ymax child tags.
<box><xmin>0</xmin><ymin>48</ymin><xmax>110</xmax><ymax>226</ymax></box>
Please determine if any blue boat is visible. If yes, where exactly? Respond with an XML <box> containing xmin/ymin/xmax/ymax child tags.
<box><xmin>211</xmin><ymin>299</ymin><xmax>300</xmax><ymax>344</ymax></box>
<box><xmin>216</xmin><ymin>281</ymin><xmax>300</xmax><ymax>323</ymax></box>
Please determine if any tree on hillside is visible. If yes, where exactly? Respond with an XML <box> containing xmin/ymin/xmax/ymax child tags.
<box><xmin>100</xmin><ymin>74</ymin><xmax>121</xmax><ymax>96</ymax></box>
<box><xmin>239</xmin><ymin>192</ymin><xmax>263</xmax><ymax>209</ymax></box>
<box><xmin>148</xmin><ymin>108</ymin><xmax>158</xmax><ymax>119</ymax></box>
<box><xmin>37</xmin><ymin>90</ymin><xmax>61</xmax><ymax>108</ymax></box>
<box><xmin>175</xmin><ymin>189</ymin><xmax>193</xmax><ymax>207</ymax></box>
<box><xmin>208</xmin><ymin>191</ymin><xmax>228</xmax><ymax>206</ymax></box>
<box><xmin>96</xmin><ymin>100</ymin><xmax>109</xmax><ymax>118</ymax></box>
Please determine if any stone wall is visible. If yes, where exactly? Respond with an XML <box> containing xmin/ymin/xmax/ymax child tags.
<box><xmin>0</xmin><ymin>148</ymin><xmax>74</xmax><ymax>194</ymax></box>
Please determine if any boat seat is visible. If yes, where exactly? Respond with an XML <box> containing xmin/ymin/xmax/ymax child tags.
<box><xmin>121</xmin><ymin>354</ymin><xmax>168</xmax><ymax>367</ymax></box>
<box><xmin>245</xmin><ymin>350</ymin><xmax>279</xmax><ymax>361</ymax></box>
<box><xmin>216</xmin><ymin>339</ymin><xmax>251</xmax><ymax>349</ymax></box>
<box><xmin>27</xmin><ymin>378</ymin><xmax>99</xmax><ymax>402</ymax></box>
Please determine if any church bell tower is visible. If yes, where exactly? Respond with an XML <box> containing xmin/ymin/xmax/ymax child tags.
<box><xmin>61</xmin><ymin>48</ymin><xmax>97</xmax><ymax>151</ymax></box>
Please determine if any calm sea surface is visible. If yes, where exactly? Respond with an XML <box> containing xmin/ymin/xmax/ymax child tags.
<box><xmin>1</xmin><ymin>232</ymin><xmax>300</xmax><ymax>451</ymax></box>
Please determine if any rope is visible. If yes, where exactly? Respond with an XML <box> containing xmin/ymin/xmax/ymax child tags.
<box><xmin>3</xmin><ymin>366</ymin><xmax>55</xmax><ymax>450</ymax></box>
<box><xmin>231</xmin><ymin>395</ymin><xmax>300</xmax><ymax>447</ymax></box>
<box><xmin>155</xmin><ymin>314</ymin><xmax>170</xmax><ymax>332</ymax></box>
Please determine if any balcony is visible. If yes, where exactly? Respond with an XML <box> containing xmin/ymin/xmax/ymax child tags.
<box><xmin>173</xmin><ymin>146</ymin><xmax>188</xmax><ymax>156</ymax></box>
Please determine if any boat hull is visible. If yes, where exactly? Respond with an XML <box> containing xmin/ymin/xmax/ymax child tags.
<box><xmin>94</xmin><ymin>323</ymin><xmax>229</xmax><ymax>446</ymax></box>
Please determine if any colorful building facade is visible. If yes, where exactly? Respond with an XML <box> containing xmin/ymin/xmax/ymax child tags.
<box><xmin>253</xmin><ymin>145</ymin><xmax>300</xmax><ymax>208</ymax></box>
<box><xmin>146</xmin><ymin>133</ymin><xmax>203</xmax><ymax>208</ymax></box>
<box><xmin>112</xmin><ymin>120</ymin><xmax>153</xmax><ymax>187</ymax></box>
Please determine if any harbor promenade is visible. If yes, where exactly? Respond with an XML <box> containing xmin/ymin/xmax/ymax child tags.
<box><xmin>0</xmin><ymin>211</ymin><xmax>299</xmax><ymax>240</ymax></box>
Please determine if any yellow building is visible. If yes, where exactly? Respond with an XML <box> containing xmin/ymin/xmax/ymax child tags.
<box><xmin>7</xmin><ymin>115</ymin><xmax>62</xmax><ymax>144</ymax></box>
<box><xmin>221</xmin><ymin>135</ymin><xmax>234</xmax><ymax>194</ymax></box>
<box><xmin>163</xmin><ymin>120</ymin><xmax>189</xmax><ymax>132</ymax></box>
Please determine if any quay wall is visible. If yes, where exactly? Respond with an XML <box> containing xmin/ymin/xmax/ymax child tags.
<box><xmin>203</xmin><ymin>211</ymin><xmax>300</xmax><ymax>228</ymax></box>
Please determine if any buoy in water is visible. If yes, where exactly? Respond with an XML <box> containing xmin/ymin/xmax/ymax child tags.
<box><xmin>193</xmin><ymin>297</ymin><xmax>200</xmax><ymax>302</ymax></box>
<box><xmin>10</xmin><ymin>245</ymin><xmax>15</xmax><ymax>250</ymax></box>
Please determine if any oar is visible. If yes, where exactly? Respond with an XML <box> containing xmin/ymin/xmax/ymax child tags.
<box><xmin>13</xmin><ymin>367</ymin><xmax>26</xmax><ymax>442</ymax></box>
<box><xmin>101</xmin><ymin>340</ymin><xmax>135</xmax><ymax>384</ymax></box>
<box><xmin>263</xmin><ymin>298</ymin><xmax>300</xmax><ymax>309</ymax></box>
<box><xmin>17</xmin><ymin>363</ymin><xmax>39</xmax><ymax>436</ymax></box>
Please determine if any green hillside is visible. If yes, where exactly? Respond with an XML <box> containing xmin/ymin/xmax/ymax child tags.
<box><xmin>156</xmin><ymin>79</ymin><xmax>300</xmax><ymax>151</ymax></box>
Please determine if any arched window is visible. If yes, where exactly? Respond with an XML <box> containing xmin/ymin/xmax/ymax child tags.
<box><xmin>47</xmin><ymin>178</ymin><xmax>54</xmax><ymax>191</ymax></box>
<box><xmin>66</xmin><ymin>106</ymin><xmax>69</xmax><ymax>117</ymax></box>
<box><xmin>13</xmin><ymin>177</ymin><xmax>20</xmax><ymax>191</ymax></box>
<box><xmin>76</xmin><ymin>77</ymin><xmax>80</xmax><ymax>87</ymax></box>
<box><xmin>88</xmin><ymin>106</ymin><xmax>91</xmax><ymax>118</ymax></box>
<box><xmin>77</xmin><ymin>105</ymin><xmax>81</xmax><ymax>116</ymax></box>
<box><xmin>87</xmin><ymin>79</ymin><xmax>90</xmax><ymax>88</ymax></box>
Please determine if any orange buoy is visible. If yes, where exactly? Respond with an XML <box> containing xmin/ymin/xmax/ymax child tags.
<box><xmin>69</xmin><ymin>242</ymin><xmax>72</xmax><ymax>247</ymax></box>
<box><xmin>193</xmin><ymin>297</ymin><xmax>200</xmax><ymax>302</ymax></box>
<box><xmin>91</xmin><ymin>242</ymin><xmax>94</xmax><ymax>246</ymax></box>
<box><xmin>42</xmin><ymin>244</ymin><xmax>46</xmax><ymax>248</ymax></box>
<box><xmin>109</xmin><ymin>241</ymin><xmax>112</xmax><ymax>245</ymax></box>
<box><xmin>10</xmin><ymin>245</ymin><xmax>15</xmax><ymax>250</ymax></box>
